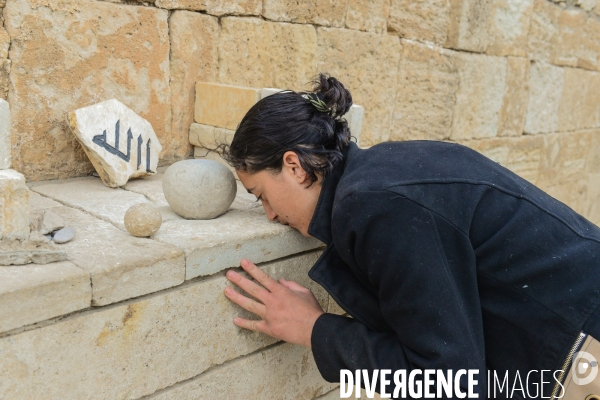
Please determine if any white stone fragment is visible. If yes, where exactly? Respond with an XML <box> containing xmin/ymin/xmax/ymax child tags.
<box><xmin>68</xmin><ymin>99</ymin><xmax>163</xmax><ymax>188</ymax></box>
<box><xmin>259</xmin><ymin>87</ymin><xmax>283</xmax><ymax>99</ymax></box>
<box><xmin>0</xmin><ymin>169</ymin><xmax>29</xmax><ymax>240</ymax></box>
<box><xmin>39</xmin><ymin>210</ymin><xmax>65</xmax><ymax>235</ymax></box>
<box><xmin>0</xmin><ymin>261</ymin><xmax>91</xmax><ymax>333</ymax></box>
<box><xmin>163</xmin><ymin>159</ymin><xmax>237</xmax><ymax>219</ymax></box>
<box><xmin>0</xmin><ymin>98</ymin><xmax>9</xmax><ymax>169</ymax></box>
<box><xmin>346</xmin><ymin>104</ymin><xmax>364</xmax><ymax>145</ymax></box>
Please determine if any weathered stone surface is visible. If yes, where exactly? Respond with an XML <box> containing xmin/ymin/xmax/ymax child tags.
<box><xmin>0</xmin><ymin>261</ymin><xmax>90</xmax><ymax>334</ymax></box>
<box><xmin>498</xmin><ymin>57</ymin><xmax>530</xmax><ymax>136</ymax></box>
<box><xmin>3</xmin><ymin>0</ymin><xmax>170</xmax><ymax>182</ymax></box>
<box><xmin>124</xmin><ymin>203</ymin><xmax>162</xmax><ymax>237</ymax></box>
<box><xmin>450</xmin><ymin>53</ymin><xmax>507</xmax><ymax>140</ymax></box>
<box><xmin>32</xmin><ymin>178</ymin><xmax>154</xmax><ymax>231</ymax></box>
<box><xmin>486</xmin><ymin>0</ymin><xmax>534</xmax><ymax>57</ymax></box>
<box><xmin>189</xmin><ymin>123</ymin><xmax>235</xmax><ymax>148</ymax></box>
<box><xmin>388</xmin><ymin>0</ymin><xmax>450</xmax><ymax>45</ymax></box>
<box><xmin>153</xmin><ymin>342</ymin><xmax>337</xmax><ymax>399</ymax></box>
<box><xmin>346</xmin><ymin>105</ymin><xmax>364</xmax><ymax>145</ymax></box>
<box><xmin>35</xmin><ymin>203</ymin><xmax>184</xmax><ymax>306</ymax></box>
<box><xmin>0</xmin><ymin>98</ymin><xmax>9</xmax><ymax>169</ymax></box>
<box><xmin>218</xmin><ymin>17</ymin><xmax>317</xmax><ymax>91</ymax></box>
<box><xmin>445</xmin><ymin>0</ymin><xmax>493</xmax><ymax>52</ymax></box>
<box><xmin>524</xmin><ymin>62</ymin><xmax>565</xmax><ymax>134</ymax></box>
<box><xmin>0</xmin><ymin>59</ymin><xmax>9</xmax><ymax>100</ymax></box>
<box><xmin>0</xmin><ymin>169</ymin><xmax>29</xmax><ymax>240</ymax></box>
<box><xmin>576</xmin><ymin>0</ymin><xmax>598</xmax><ymax>11</ymax></box>
<box><xmin>169</xmin><ymin>12</ymin><xmax>219</xmax><ymax>162</ymax></box>
<box><xmin>155</xmin><ymin>0</ymin><xmax>262</xmax><ymax>16</ymax></box>
<box><xmin>0</xmin><ymin>251</ymin><xmax>327</xmax><ymax>399</ymax></box>
<box><xmin>0</xmin><ymin>248</ymin><xmax>67</xmax><ymax>266</ymax></box>
<box><xmin>154</xmin><ymin>209</ymin><xmax>323</xmax><ymax>279</ymax></box>
<box><xmin>345</xmin><ymin>0</ymin><xmax>389</xmax><ymax>33</ymax></box>
<box><xmin>69</xmin><ymin>99</ymin><xmax>162</xmax><ymax>188</ymax></box>
<box><xmin>390</xmin><ymin>40</ymin><xmax>458</xmax><ymax>142</ymax></box>
<box><xmin>581</xmin><ymin>15</ymin><xmax>600</xmax><ymax>71</ymax></box>
<box><xmin>39</xmin><ymin>210</ymin><xmax>64</xmax><ymax>235</ymax></box>
<box><xmin>317</xmin><ymin>28</ymin><xmax>401</xmax><ymax>146</ymax></box>
<box><xmin>527</xmin><ymin>0</ymin><xmax>562</xmax><ymax>63</ymax></box>
<box><xmin>537</xmin><ymin>131</ymin><xmax>593</xmax><ymax>188</ymax></box>
<box><xmin>162</xmin><ymin>159</ymin><xmax>236</xmax><ymax>220</ymax></box>
<box><xmin>554</xmin><ymin>8</ymin><xmax>586</xmax><ymax>68</ymax></box>
<box><xmin>558</xmin><ymin>68</ymin><xmax>600</xmax><ymax>132</ymax></box>
<box><xmin>0</xmin><ymin>26</ymin><xmax>8</xmax><ymax>63</ymax></box>
<box><xmin>263</xmin><ymin>0</ymin><xmax>347</xmax><ymax>27</ymax></box>
<box><xmin>195</xmin><ymin>82</ymin><xmax>261</xmax><ymax>130</ymax></box>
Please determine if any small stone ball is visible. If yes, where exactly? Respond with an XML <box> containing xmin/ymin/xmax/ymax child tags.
<box><xmin>124</xmin><ymin>203</ymin><xmax>162</xmax><ymax>237</ymax></box>
<box><xmin>162</xmin><ymin>159</ymin><xmax>236</xmax><ymax>219</ymax></box>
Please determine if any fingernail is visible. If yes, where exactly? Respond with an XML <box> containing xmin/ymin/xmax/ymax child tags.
<box><xmin>225</xmin><ymin>288</ymin><xmax>231</xmax><ymax>295</ymax></box>
<box><xmin>233</xmin><ymin>317</ymin><xmax>240</xmax><ymax>324</ymax></box>
<box><xmin>226</xmin><ymin>270</ymin><xmax>235</xmax><ymax>278</ymax></box>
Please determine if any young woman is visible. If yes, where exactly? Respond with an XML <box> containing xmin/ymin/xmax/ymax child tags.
<box><xmin>220</xmin><ymin>74</ymin><xmax>600</xmax><ymax>399</ymax></box>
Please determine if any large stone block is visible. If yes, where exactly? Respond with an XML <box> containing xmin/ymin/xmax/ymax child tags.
<box><xmin>0</xmin><ymin>261</ymin><xmax>91</xmax><ymax>334</ymax></box>
<box><xmin>388</xmin><ymin>0</ymin><xmax>451</xmax><ymax>45</ymax></box>
<box><xmin>345</xmin><ymin>0</ymin><xmax>389</xmax><ymax>33</ymax></box>
<box><xmin>527</xmin><ymin>0</ymin><xmax>561</xmax><ymax>63</ymax></box>
<box><xmin>0</xmin><ymin>251</ymin><xmax>328</xmax><ymax>399</ymax></box>
<box><xmin>390</xmin><ymin>40</ymin><xmax>459</xmax><ymax>142</ymax></box>
<box><xmin>0</xmin><ymin>169</ymin><xmax>28</xmax><ymax>240</ymax></box>
<box><xmin>486</xmin><ymin>0</ymin><xmax>534</xmax><ymax>57</ymax></box>
<box><xmin>581</xmin><ymin>16</ymin><xmax>600</xmax><ymax>71</ymax></box>
<box><xmin>317</xmin><ymin>28</ymin><xmax>401</xmax><ymax>146</ymax></box>
<box><xmin>168</xmin><ymin>11</ymin><xmax>219</xmax><ymax>163</ymax></box>
<box><xmin>3</xmin><ymin>0</ymin><xmax>170</xmax><ymax>182</ymax></box>
<box><xmin>558</xmin><ymin>68</ymin><xmax>600</xmax><ymax>132</ymax></box>
<box><xmin>263</xmin><ymin>0</ymin><xmax>347</xmax><ymax>27</ymax></box>
<box><xmin>218</xmin><ymin>17</ymin><xmax>317</xmax><ymax>91</ymax></box>
<box><xmin>450</xmin><ymin>53</ymin><xmax>507</xmax><ymax>140</ymax></box>
<box><xmin>524</xmin><ymin>62</ymin><xmax>565</xmax><ymax>134</ymax></box>
<box><xmin>0</xmin><ymin>98</ymin><xmax>9</xmax><ymax>168</ymax></box>
<box><xmin>537</xmin><ymin>131</ymin><xmax>593</xmax><ymax>189</ymax></box>
<box><xmin>189</xmin><ymin>123</ymin><xmax>235</xmax><ymax>148</ymax></box>
<box><xmin>152</xmin><ymin>343</ymin><xmax>337</xmax><ymax>399</ymax></box>
<box><xmin>69</xmin><ymin>99</ymin><xmax>162</xmax><ymax>188</ymax></box>
<box><xmin>194</xmin><ymin>83</ymin><xmax>261</xmax><ymax>130</ymax></box>
<box><xmin>498</xmin><ymin>57</ymin><xmax>530</xmax><ymax>136</ymax></box>
<box><xmin>155</xmin><ymin>0</ymin><xmax>262</xmax><ymax>16</ymax></box>
<box><xmin>445</xmin><ymin>0</ymin><xmax>493</xmax><ymax>52</ymax></box>
<box><xmin>554</xmin><ymin>8</ymin><xmax>586</xmax><ymax>68</ymax></box>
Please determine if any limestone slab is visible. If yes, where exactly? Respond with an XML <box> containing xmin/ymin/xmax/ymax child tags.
<box><xmin>154</xmin><ymin>210</ymin><xmax>323</xmax><ymax>279</ymax></box>
<box><xmin>450</xmin><ymin>53</ymin><xmax>507</xmax><ymax>140</ymax></box>
<box><xmin>31</xmin><ymin>178</ymin><xmax>153</xmax><ymax>230</ymax></box>
<box><xmin>0</xmin><ymin>261</ymin><xmax>91</xmax><ymax>334</ymax></box>
<box><xmin>554</xmin><ymin>8</ymin><xmax>586</xmax><ymax>69</ymax></box>
<box><xmin>388</xmin><ymin>0</ymin><xmax>450</xmax><ymax>45</ymax></box>
<box><xmin>44</xmin><ymin>204</ymin><xmax>185</xmax><ymax>306</ymax></box>
<box><xmin>3</xmin><ymin>0</ymin><xmax>170</xmax><ymax>182</ymax></box>
<box><xmin>558</xmin><ymin>68</ymin><xmax>600</xmax><ymax>132</ymax></box>
<box><xmin>218</xmin><ymin>17</ymin><xmax>317</xmax><ymax>92</ymax></box>
<box><xmin>155</xmin><ymin>0</ymin><xmax>262</xmax><ymax>16</ymax></box>
<box><xmin>69</xmin><ymin>99</ymin><xmax>162</xmax><ymax>188</ymax></box>
<box><xmin>168</xmin><ymin>11</ymin><xmax>219</xmax><ymax>163</ymax></box>
<box><xmin>317</xmin><ymin>27</ymin><xmax>401</xmax><ymax>146</ymax></box>
<box><xmin>0</xmin><ymin>98</ymin><xmax>9</xmax><ymax>169</ymax></box>
<box><xmin>524</xmin><ymin>62</ymin><xmax>565</xmax><ymax>134</ymax></box>
<box><xmin>445</xmin><ymin>0</ymin><xmax>493</xmax><ymax>53</ymax></box>
<box><xmin>390</xmin><ymin>40</ymin><xmax>459</xmax><ymax>142</ymax></box>
<box><xmin>498</xmin><ymin>57</ymin><xmax>530</xmax><ymax>136</ymax></box>
<box><xmin>262</xmin><ymin>0</ymin><xmax>348</xmax><ymax>27</ymax></box>
<box><xmin>486</xmin><ymin>0</ymin><xmax>534</xmax><ymax>57</ymax></box>
<box><xmin>194</xmin><ymin>82</ymin><xmax>261</xmax><ymax>130</ymax></box>
<box><xmin>345</xmin><ymin>0</ymin><xmax>389</xmax><ymax>33</ymax></box>
<box><xmin>0</xmin><ymin>169</ymin><xmax>29</xmax><ymax>240</ymax></box>
<box><xmin>189</xmin><ymin>123</ymin><xmax>235</xmax><ymax>149</ymax></box>
<box><xmin>527</xmin><ymin>0</ymin><xmax>562</xmax><ymax>64</ymax></box>
<box><xmin>581</xmin><ymin>16</ymin><xmax>600</xmax><ymax>72</ymax></box>
<box><xmin>0</xmin><ymin>251</ymin><xmax>327</xmax><ymax>399</ymax></box>
<box><xmin>152</xmin><ymin>343</ymin><xmax>338</xmax><ymax>399</ymax></box>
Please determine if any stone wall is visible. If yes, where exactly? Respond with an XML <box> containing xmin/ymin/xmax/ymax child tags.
<box><xmin>1</xmin><ymin>0</ymin><xmax>599</xmax><ymax>223</ymax></box>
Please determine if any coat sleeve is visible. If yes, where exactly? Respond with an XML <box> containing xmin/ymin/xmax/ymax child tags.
<box><xmin>310</xmin><ymin>190</ymin><xmax>487</xmax><ymax>397</ymax></box>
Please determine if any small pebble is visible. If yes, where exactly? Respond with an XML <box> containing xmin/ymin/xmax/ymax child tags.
<box><xmin>53</xmin><ymin>226</ymin><xmax>75</xmax><ymax>244</ymax></box>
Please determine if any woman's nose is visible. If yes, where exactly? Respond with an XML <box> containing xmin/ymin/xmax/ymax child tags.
<box><xmin>263</xmin><ymin>202</ymin><xmax>278</xmax><ymax>222</ymax></box>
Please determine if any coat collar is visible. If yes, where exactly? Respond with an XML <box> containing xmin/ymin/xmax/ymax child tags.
<box><xmin>307</xmin><ymin>141</ymin><xmax>360</xmax><ymax>245</ymax></box>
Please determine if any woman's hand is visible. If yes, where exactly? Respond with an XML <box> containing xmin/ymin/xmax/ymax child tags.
<box><xmin>224</xmin><ymin>258</ymin><xmax>324</xmax><ymax>348</ymax></box>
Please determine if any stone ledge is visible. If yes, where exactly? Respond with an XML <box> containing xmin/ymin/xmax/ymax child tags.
<box><xmin>0</xmin><ymin>260</ymin><xmax>91</xmax><ymax>334</ymax></box>
<box><xmin>0</xmin><ymin>251</ymin><xmax>327</xmax><ymax>399</ymax></box>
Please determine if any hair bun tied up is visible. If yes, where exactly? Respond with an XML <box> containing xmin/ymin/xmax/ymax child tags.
<box><xmin>312</xmin><ymin>73</ymin><xmax>353</xmax><ymax>119</ymax></box>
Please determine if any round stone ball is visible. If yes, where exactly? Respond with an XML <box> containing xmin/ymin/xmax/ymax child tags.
<box><xmin>124</xmin><ymin>203</ymin><xmax>163</xmax><ymax>237</ymax></box>
<box><xmin>162</xmin><ymin>159</ymin><xmax>237</xmax><ymax>219</ymax></box>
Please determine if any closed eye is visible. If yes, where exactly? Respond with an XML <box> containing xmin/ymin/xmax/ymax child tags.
<box><xmin>255</xmin><ymin>195</ymin><xmax>263</xmax><ymax>202</ymax></box>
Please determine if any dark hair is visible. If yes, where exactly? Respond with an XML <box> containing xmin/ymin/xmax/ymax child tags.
<box><xmin>217</xmin><ymin>73</ymin><xmax>354</xmax><ymax>187</ymax></box>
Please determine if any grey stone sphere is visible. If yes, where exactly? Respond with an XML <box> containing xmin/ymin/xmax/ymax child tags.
<box><xmin>124</xmin><ymin>203</ymin><xmax>162</xmax><ymax>237</ymax></box>
<box><xmin>162</xmin><ymin>159</ymin><xmax>237</xmax><ymax>219</ymax></box>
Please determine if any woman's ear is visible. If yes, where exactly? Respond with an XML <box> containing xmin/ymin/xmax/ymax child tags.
<box><xmin>282</xmin><ymin>151</ymin><xmax>309</xmax><ymax>184</ymax></box>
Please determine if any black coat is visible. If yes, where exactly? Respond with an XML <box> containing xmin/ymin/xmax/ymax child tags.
<box><xmin>307</xmin><ymin>140</ymin><xmax>600</xmax><ymax>399</ymax></box>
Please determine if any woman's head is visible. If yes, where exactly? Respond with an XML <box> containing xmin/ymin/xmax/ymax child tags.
<box><xmin>220</xmin><ymin>73</ymin><xmax>354</xmax><ymax>237</ymax></box>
